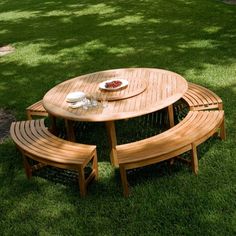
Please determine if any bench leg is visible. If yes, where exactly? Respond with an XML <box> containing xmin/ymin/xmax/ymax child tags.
<box><xmin>78</xmin><ymin>166</ymin><xmax>86</xmax><ymax>197</ymax></box>
<box><xmin>220</xmin><ymin>117</ymin><xmax>226</xmax><ymax>140</ymax></box>
<box><xmin>92</xmin><ymin>152</ymin><xmax>98</xmax><ymax>180</ymax></box>
<box><xmin>22</xmin><ymin>154</ymin><xmax>32</xmax><ymax>179</ymax></box>
<box><xmin>26</xmin><ymin>111</ymin><xmax>33</xmax><ymax>120</ymax></box>
<box><xmin>191</xmin><ymin>143</ymin><xmax>198</xmax><ymax>175</ymax></box>
<box><xmin>218</xmin><ymin>103</ymin><xmax>223</xmax><ymax>110</ymax></box>
<box><xmin>167</xmin><ymin>105</ymin><xmax>175</xmax><ymax>128</ymax></box>
<box><xmin>26</xmin><ymin>111</ymin><xmax>48</xmax><ymax>120</ymax></box>
<box><xmin>84</xmin><ymin>152</ymin><xmax>98</xmax><ymax>185</ymax></box>
<box><xmin>120</xmin><ymin>165</ymin><xmax>129</xmax><ymax>197</ymax></box>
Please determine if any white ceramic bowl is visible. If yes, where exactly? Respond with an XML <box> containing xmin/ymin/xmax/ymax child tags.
<box><xmin>66</xmin><ymin>91</ymin><xmax>86</xmax><ymax>102</ymax></box>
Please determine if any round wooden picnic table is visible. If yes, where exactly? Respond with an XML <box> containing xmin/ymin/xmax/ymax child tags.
<box><xmin>43</xmin><ymin>68</ymin><xmax>188</xmax><ymax>166</ymax></box>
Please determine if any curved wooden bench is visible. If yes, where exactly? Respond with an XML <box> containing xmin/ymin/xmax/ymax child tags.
<box><xmin>116</xmin><ymin>110</ymin><xmax>225</xmax><ymax>197</ymax></box>
<box><xmin>10</xmin><ymin>119</ymin><xmax>98</xmax><ymax>197</ymax></box>
<box><xmin>182</xmin><ymin>83</ymin><xmax>223</xmax><ymax>111</ymax></box>
<box><xmin>26</xmin><ymin>100</ymin><xmax>48</xmax><ymax>120</ymax></box>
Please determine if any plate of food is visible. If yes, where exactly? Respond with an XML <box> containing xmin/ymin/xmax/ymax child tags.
<box><xmin>99</xmin><ymin>79</ymin><xmax>128</xmax><ymax>91</ymax></box>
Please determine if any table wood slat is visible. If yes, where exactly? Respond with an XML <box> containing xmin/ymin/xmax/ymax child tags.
<box><xmin>43</xmin><ymin>68</ymin><xmax>188</xmax><ymax>122</ymax></box>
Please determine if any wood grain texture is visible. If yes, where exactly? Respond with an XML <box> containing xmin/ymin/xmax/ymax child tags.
<box><xmin>10</xmin><ymin>119</ymin><xmax>98</xmax><ymax>197</ymax></box>
<box><xmin>43</xmin><ymin>68</ymin><xmax>188</xmax><ymax>122</ymax></box>
<box><xmin>26</xmin><ymin>100</ymin><xmax>48</xmax><ymax>119</ymax></box>
<box><xmin>116</xmin><ymin>110</ymin><xmax>225</xmax><ymax>196</ymax></box>
<box><xmin>182</xmin><ymin>82</ymin><xmax>223</xmax><ymax>110</ymax></box>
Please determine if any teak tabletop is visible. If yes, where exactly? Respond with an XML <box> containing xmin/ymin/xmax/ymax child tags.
<box><xmin>43</xmin><ymin>68</ymin><xmax>188</xmax><ymax>166</ymax></box>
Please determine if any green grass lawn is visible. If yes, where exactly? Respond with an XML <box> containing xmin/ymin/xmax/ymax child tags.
<box><xmin>0</xmin><ymin>0</ymin><xmax>236</xmax><ymax>235</ymax></box>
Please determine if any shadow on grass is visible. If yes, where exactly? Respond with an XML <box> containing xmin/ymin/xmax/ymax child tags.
<box><xmin>0</xmin><ymin>0</ymin><xmax>236</xmax><ymax>119</ymax></box>
<box><xmin>0</xmin><ymin>0</ymin><xmax>235</xmax><ymax>234</ymax></box>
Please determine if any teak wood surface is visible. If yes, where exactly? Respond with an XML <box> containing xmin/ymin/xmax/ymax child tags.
<box><xmin>43</xmin><ymin>68</ymin><xmax>188</xmax><ymax>165</ymax></box>
<box><xmin>10</xmin><ymin>119</ymin><xmax>98</xmax><ymax>197</ymax></box>
<box><xmin>182</xmin><ymin>82</ymin><xmax>223</xmax><ymax>110</ymax></box>
<box><xmin>26</xmin><ymin>100</ymin><xmax>48</xmax><ymax>119</ymax></box>
<box><xmin>117</xmin><ymin>110</ymin><xmax>225</xmax><ymax>197</ymax></box>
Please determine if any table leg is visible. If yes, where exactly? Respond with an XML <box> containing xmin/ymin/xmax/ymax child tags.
<box><xmin>167</xmin><ymin>105</ymin><xmax>175</xmax><ymax>128</ymax></box>
<box><xmin>48</xmin><ymin>114</ymin><xmax>57</xmax><ymax>135</ymax></box>
<box><xmin>167</xmin><ymin>105</ymin><xmax>175</xmax><ymax>165</ymax></box>
<box><xmin>64</xmin><ymin>119</ymin><xmax>76</xmax><ymax>141</ymax></box>
<box><xmin>105</xmin><ymin>121</ymin><xmax>118</xmax><ymax>167</ymax></box>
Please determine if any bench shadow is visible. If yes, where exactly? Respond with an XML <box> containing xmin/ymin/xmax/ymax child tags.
<box><xmin>32</xmin><ymin>165</ymin><xmax>93</xmax><ymax>192</ymax></box>
<box><xmin>111</xmin><ymin>134</ymin><xmax>224</xmax><ymax>196</ymax></box>
<box><xmin>38</xmin><ymin>98</ymin><xmax>225</xmax><ymax>194</ymax></box>
<box><xmin>6</xmin><ymin>95</ymin><xmax>227</xmax><ymax>197</ymax></box>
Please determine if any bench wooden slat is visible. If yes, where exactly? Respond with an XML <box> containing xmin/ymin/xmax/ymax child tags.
<box><xmin>30</xmin><ymin>119</ymin><xmax>94</xmax><ymax>160</ymax></box>
<box><xmin>10</xmin><ymin>119</ymin><xmax>98</xmax><ymax>197</ymax></box>
<box><xmin>116</xmin><ymin>110</ymin><xmax>225</xmax><ymax>196</ymax></box>
<box><xmin>117</xmin><ymin>116</ymin><xmax>202</xmax><ymax>165</ymax></box>
<box><xmin>183</xmin><ymin>83</ymin><xmax>223</xmax><ymax>110</ymax></box>
<box><xmin>117</xmin><ymin>111</ymin><xmax>204</xmax><ymax>163</ymax></box>
<box><xmin>12</xmin><ymin>123</ymin><xmax>87</xmax><ymax>171</ymax></box>
<box><xmin>26</xmin><ymin>100</ymin><xmax>48</xmax><ymax>119</ymax></box>
<box><xmin>12</xmin><ymin>121</ymin><xmax>87</xmax><ymax>166</ymax></box>
<box><xmin>34</xmin><ymin>119</ymin><xmax>90</xmax><ymax>148</ymax></box>
<box><xmin>118</xmin><ymin>111</ymin><xmax>223</xmax><ymax>164</ymax></box>
<box><xmin>16</xmin><ymin>120</ymin><xmax>87</xmax><ymax>165</ymax></box>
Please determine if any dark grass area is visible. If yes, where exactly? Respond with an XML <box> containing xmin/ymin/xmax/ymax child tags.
<box><xmin>0</xmin><ymin>0</ymin><xmax>236</xmax><ymax>235</ymax></box>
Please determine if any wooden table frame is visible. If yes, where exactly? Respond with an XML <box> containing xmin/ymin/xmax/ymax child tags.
<box><xmin>43</xmin><ymin>68</ymin><xmax>188</xmax><ymax>166</ymax></box>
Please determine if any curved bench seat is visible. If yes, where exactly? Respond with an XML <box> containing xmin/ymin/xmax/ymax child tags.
<box><xmin>116</xmin><ymin>110</ymin><xmax>225</xmax><ymax>197</ymax></box>
<box><xmin>10</xmin><ymin>119</ymin><xmax>98</xmax><ymax>197</ymax></box>
<box><xmin>26</xmin><ymin>100</ymin><xmax>48</xmax><ymax>119</ymax></box>
<box><xmin>182</xmin><ymin>83</ymin><xmax>223</xmax><ymax>111</ymax></box>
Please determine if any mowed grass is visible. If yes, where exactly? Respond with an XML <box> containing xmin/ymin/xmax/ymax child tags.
<box><xmin>0</xmin><ymin>0</ymin><xmax>236</xmax><ymax>235</ymax></box>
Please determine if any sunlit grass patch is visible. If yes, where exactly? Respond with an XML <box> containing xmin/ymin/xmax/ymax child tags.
<box><xmin>0</xmin><ymin>0</ymin><xmax>235</xmax><ymax>235</ymax></box>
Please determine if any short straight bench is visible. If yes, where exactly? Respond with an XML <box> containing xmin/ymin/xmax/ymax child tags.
<box><xmin>10</xmin><ymin>119</ymin><xmax>98</xmax><ymax>197</ymax></box>
<box><xmin>182</xmin><ymin>82</ymin><xmax>223</xmax><ymax>111</ymax></box>
<box><xmin>116</xmin><ymin>110</ymin><xmax>225</xmax><ymax>197</ymax></box>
